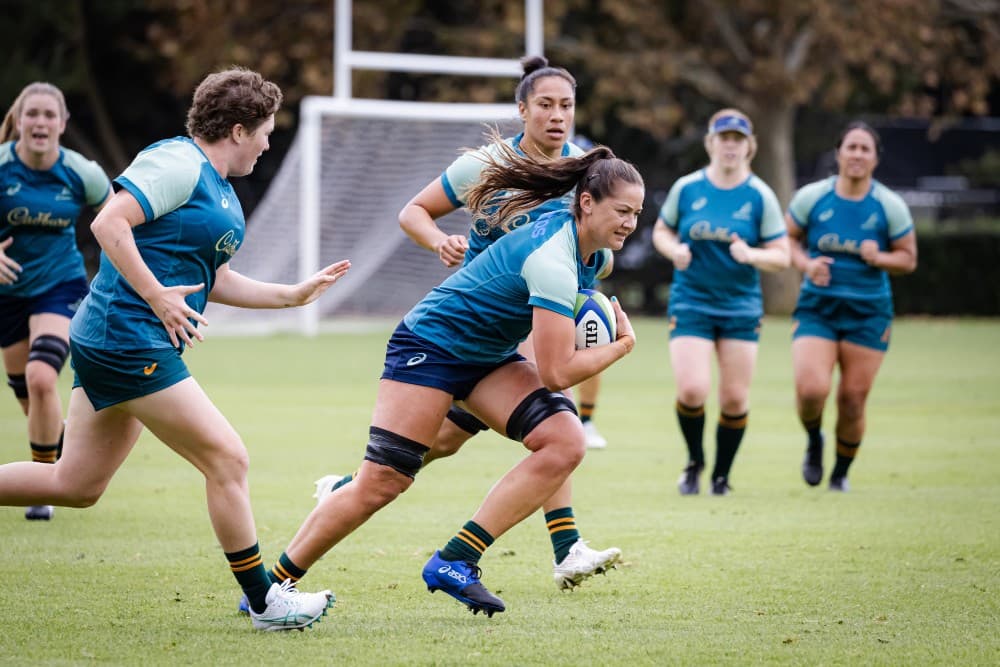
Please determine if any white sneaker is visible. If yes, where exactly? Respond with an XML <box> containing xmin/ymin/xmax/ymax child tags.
<box><xmin>582</xmin><ymin>421</ymin><xmax>608</xmax><ymax>449</ymax></box>
<box><xmin>25</xmin><ymin>505</ymin><xmax>54</xmax><ymax>521</ymax></box>
<box><xmin>249</xmin><ymin>580</ymin><xmax>334</xmax><ymax>632</ymax></box>
<box><xmin>553</xmin><ymin>539</ymin><xmax>622</xmax><ymax>590</ymax></box>
<box><xmin>312</xmin><ymin>474</ymin><xmax>345</xmax><ymax>505</ymax></box>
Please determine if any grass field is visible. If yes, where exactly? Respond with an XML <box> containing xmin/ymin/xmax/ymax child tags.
<box><xmin>0</xmin><ymin>316</ymin><xmax>997</xmax><ymax>666</ymax></box>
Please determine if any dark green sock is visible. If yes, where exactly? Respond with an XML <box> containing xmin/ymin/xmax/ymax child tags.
<box><xmin>225</xmin><ymin>543</ymin><xmax>272</xmax><ymax>614</ymax></box>
<box><xmin>832</xmin><ymin>438</ymin><xmax>861</xmax><ymax>478</ymax></box>
<box><xmin>29</xmin><ymin>442</ymin><xmax>59</xmax><ymax>464</ymax></box>
<box><xmin>676</xmin><ymin>401</ymin><xmax>705</xmax><ymax>466</ymax></box>
<box><xmin>270</xmin><ymin>551</ymin><xmax>307</xmax><ymax>584</ymax></box>
<box><xmin>712</xmin><ymin>412</ymin><xmax>748</xmax><ymax>480</ymax></box>
<box><xmin>332</xmin><ymin>471</ymin><xmax>357</xmax><ymax>492</ymax></box>
<box><xmin>802</xmin><ymin>416</ymin><xmax>823</xmax><ymax>449</ymax></box>
<box><xmin>440</xmin><ymin>520</ymin><xmax>494</xmax><ymax>565</ymax></box>
<box><xmin>545</xmin><ymin>508</ymin><xmax>580</xmax><ymax>563</ymax></box>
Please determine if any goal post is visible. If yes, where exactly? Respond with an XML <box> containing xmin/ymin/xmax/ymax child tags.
<box><xmin>296</xmin><ymin>98</ymin><xmax>520</xmax><ymax>336</ymax></box>
<box><xmin>204</xmin><ymin>0</ymin><xmax>543</xmax><ymax>335</ymax></box>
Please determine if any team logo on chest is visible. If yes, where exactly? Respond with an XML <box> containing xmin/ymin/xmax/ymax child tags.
<box><xmin>4</xmin><ymin>182</ymin><xmax>20</xmax><ymax>196</ymax></box>
<box><xmin>818</xmin><ymin>209</ymin><xmax>835</xmax><ymax>222</ymax></box>
<box><xmin>691</xmin><ymin>197</ymin><xmax>707</xmax><ymax>211</ymax></box>
<box><xmin>55</xmin><ymin>186</ymin><xmax>73</xmax><ymax>201</ymax></box>
<box><xmin>732</xmin><ymin>202</ymin><xmax>752</xmax><ymax>221</ymax></box>
<box><xmin>215</xmin><ymin>229</ymin><xmax>240</xmax><ymax>257</ymax></box>
<box><xmin>221</xmin><ymin>197</ymin><xmax>230</xmax><ymax>209</ymax></box>
<box><xmin>861</xmin><ymin>213</ymin><xmax>879</xmax><ymax>230</ymax></box>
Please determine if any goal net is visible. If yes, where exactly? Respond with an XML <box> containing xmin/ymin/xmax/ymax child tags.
<box><xmin>205</xmin><ymin>98</ymin><xmax>520</xmax><ymax>335</ymax></box>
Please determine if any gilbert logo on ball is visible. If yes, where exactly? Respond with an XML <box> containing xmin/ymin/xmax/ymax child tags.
<box><xmin>574</xmin><ymin>289</ymin><xmax>616</xmax><ymax>349</ymax></box>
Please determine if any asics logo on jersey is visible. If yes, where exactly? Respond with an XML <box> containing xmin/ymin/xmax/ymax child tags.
<box><xmin>732</xmin><ymin>202</ymin><xmax>753</xmax><ymax>221</ymax></box>
<box><xmin>143</xmin><ymin>363</ymin><xmax>158</xmax><ymax>376</ymax></box>
<box><xmin>4</xmin><ymin>182</ymin><xmax>21</xmax><ymax>196</ymax></box>
<box><xmin>818</xmin><ymin>209</ymin><xmax>835</xmax><ymax>222</ymax></box>
<box><xmin>691</xmin><ymin>197</ymin><xmax>707</xmax><ymax>211</ymax></box>
<box><xmin>437</xmin><ymin>564</ymin><xmax>467</xmax><ymax>584</ymax></box>
<box><xmin>55</xmin><ymin>186</ymin><xmax>73</xmax><ymax>201</ymax></box>
<box><xmin>221</xmin><ymin>197</ymin><xmax>230</xmax><ymax>209</ymax></box>
<box><xmin>214</xmin><ymin>229</ymin><xmax>240</xmax><ymax>257</ymax></box>
<box><xmin>406</xmin><ymin>353</ymin><xmax>427</xmax><ymax>366</ymax></box>
<box><xmin>861</xmin><ymin>213</ymin><xmax>879</xmax><ymax>230</ymax></box>
<box><xmin>689</xmin><ymin>220</ymin><xmax>732</xmax><ymax>242</ymax></box>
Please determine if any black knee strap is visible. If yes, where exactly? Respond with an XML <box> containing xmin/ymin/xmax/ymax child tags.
<box><xmin>6</xmin><ymin>373</ymin><xmax>27</xmax><ymax>399</ymax></box>
<box><xmin>364</xmin><ymin>426</ymin><xmax>429</xmax><ymax>479</ymax></box>
<box><xmin>447</xmin><ymin>406</ymin><xmax>489</xmax><ymax>435</ymax></box>
<box><xmin>505</xmin><ymin>388</ymin><xmax>578</xmax><ymax>442</ymax></box>
<box><xmin>29</xmin><ymin>335</ymin><xmax>70</xmax><ymax>374</ymax></box>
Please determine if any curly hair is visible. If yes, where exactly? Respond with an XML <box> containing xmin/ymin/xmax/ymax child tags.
<box><xmin>185</xmin><ymin>67</ymin><xmax>282</xmax><ymax>142</ymax></box>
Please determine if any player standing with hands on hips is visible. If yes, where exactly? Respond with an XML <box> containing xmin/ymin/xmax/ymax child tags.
<box><xmin>653</xmin><ymin>108</ymin><xmax>789</xmax><ymax>496</ymax></box>
<box><xmin>0</xmin><ymin>68</ymin><xmax>350</xmax><ymax>631</ymax></box>
<box><xmin>0</xmin><ymin>82</ymin><xmax>112</xmax><ymax>521</ymax></box>
<box><xmin>787</xmin><ymin>121</ymin><xmax>916</xmax><ymax>491</ymax></box>
<box><xmin>264</xmin><ymin>139</ymin><xmax>641</xmax><ymax>617</ymax></box>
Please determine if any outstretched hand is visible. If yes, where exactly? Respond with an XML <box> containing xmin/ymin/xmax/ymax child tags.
<box><xmin>148</xmin><ymin>283</ymin><xmax>208</xmax><ymax>349</ymax></box>
<box><xmin>291</xmin><ymin>259</ymin><xmax>352</xmax><ymax>306</ymax></box>
<box><xmin>0</xmin><ymin>237</ymin><xmax>23</xmax><ymax>285</ymax></box>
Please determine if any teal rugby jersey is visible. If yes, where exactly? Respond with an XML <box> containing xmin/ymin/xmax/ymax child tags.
<box><xmin>404</xmin><ymin>208</ymin><xmax>610</xmax><ymax>364</ymax></box>
<box><xmin>788</xmin><ymin>176</ymin><xmax>913</xmax><ymax>301</ymax></box>
<box><xmin>659</xmin><ymin>169</ymin><xmax>785</xmax><ymax>317</ymax></box>
<box><xmin>441</xmin><ymin>133</ymin><xmax>585</xmax><ymax>264</ymax></box>
<box><xmin>71</xmin><ymin>137</ymin><xmax>244</xmax><ymax>350</ymax></box>
<box><xmin>0</xmin><ymin>142</ymin><xmax>110</xmax><ymax>297</ymax></box>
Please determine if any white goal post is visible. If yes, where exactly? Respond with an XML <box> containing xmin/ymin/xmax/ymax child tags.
<box><xmin>205</xmin><ymin>0</ymin><xmax>545</xmax><ymax>335</ymax></box>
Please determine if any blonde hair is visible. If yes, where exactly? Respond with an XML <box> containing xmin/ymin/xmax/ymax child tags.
<box><xmin>704</xmin><ymin>108</ymin><xmax>757</xmax><ymax>163</ymax></box>
<box><xmin>0</xmin><ymin>82</ymin><xmax>69</xmax><ymax>143</ymax></box>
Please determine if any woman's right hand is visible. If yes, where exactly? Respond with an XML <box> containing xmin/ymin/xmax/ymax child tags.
<box><xmin>435</xmin><ymin>234</ymin><xmax>468</xmax><ymax>267</ymax></box>
<box><xmin>147</xmin><ymin>283</ymin><xmax>208</xmax><ymax>348</ymax></box>
<box><xmin>805</xmin><ymin>256</ymin><xmax>834</xmax><ymax>286</ymax></box>
<box><xmin>0</xmin><ymin>237</ymin><xmax>23</xmax><ymax>285</ymax></box>
<box><xmin>672</xmin><ymin>243</ymin><xmax>692</xmax><ymax>271</ymax></box>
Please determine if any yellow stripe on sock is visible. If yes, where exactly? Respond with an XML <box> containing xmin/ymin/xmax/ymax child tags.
<box><xmin>230</xmin><ymin>556</ymin><xmax>263</xmax><ymax>573</ymax></box>
<box><xmin>456</xmin><ymin>529</ymin><xmax>487</xmax><ymax>553</ymax></box>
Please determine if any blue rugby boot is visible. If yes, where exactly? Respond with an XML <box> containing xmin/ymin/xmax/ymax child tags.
<box><xmin>238</xmin><ymin>594</ymin><xmax>250</xmax><ymax>615</ymax></box>
<box><xmin>422</xmin><ymin>551</ymin><xmax>505</xmax><ymax>617</ymax></box>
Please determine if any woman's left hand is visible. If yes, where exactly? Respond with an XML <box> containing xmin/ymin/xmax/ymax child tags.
<box><xmin>729</xmin><ymin>233</ymin><xmax>752</xmax><ymax>264</ymax></box>
<box><xmin>290</xmin><ymin>259</ymin><xmax>352</xmax><ymax>306</ymax></box>
<box><xmin>859</xmin><ymin>239</ymin><xmax>880</xmax><ymax>266</ymax></box>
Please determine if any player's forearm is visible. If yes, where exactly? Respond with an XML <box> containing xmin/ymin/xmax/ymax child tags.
<box><xmin>209</xmin><ymin>269</ymin><xmax>295</xmax><ymax>308</ymax></box>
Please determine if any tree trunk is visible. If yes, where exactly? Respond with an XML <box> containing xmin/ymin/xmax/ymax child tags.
<box><xmin>751</xmin><ymin>101</ymin><xmax>800</xmax><ymax>315</ymax></box>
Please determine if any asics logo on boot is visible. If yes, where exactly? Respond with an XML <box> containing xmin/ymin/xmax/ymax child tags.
<box><xmin>437</xmin><ymin>565</ymin><xmax>467</xmax><ymax>584</ymax></box>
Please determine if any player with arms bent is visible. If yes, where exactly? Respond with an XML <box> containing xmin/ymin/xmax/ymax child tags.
<box><xmin>788</xmin><ymin>121</ymin><xmax>917</xmax><ymax>491</ymax></box>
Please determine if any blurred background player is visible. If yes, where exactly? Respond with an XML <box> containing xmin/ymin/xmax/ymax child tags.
<box><xmin>787</xmin><ymin>121</ymin><xmax>917</xmax><ymax>492</ymax></box>
<box><xmin>0</xmin><ymin>68</ymin><xmax>346</xmax><ymax>630</ymax></box>
<box><xmin>652</xmin><ymin>109</ymin><xmax>789</xmax><ymax>496</ymax></box>
<box><xmin>0</xmin><ymin>82</ymin><xmax>112</xmax><ymax>521</ymax></box>
<box><xmin>312</xmin><ymin>56</ymin><xmax>621</xmax><ymax>592</ymax></box>
<box><xmin>265</xmin><ymin>142</ymin><xmax>641</xmax><ymax>617</ymax></box>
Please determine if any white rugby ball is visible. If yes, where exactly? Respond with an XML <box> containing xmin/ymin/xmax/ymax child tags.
<box><xmin>574</xmin><ymin>289</ymin><xmax>616</xmax><ymax>349</ymax></box>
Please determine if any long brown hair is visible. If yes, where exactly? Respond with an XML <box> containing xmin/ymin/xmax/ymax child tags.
<box><xmin>466</xmin><ymin>129</ymin><xmax>643</xmax><ymax>231</ymax></box>
<box><xmin>0</xmin><ymin>82</ymin><xmax>69</xmax><ymax>143</ymax></box>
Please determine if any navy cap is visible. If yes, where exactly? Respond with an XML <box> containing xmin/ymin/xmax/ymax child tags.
<box><xmin>710</xmin><ymin>115</ymin><xmax>752</xmax><ymax>136</ymax></box>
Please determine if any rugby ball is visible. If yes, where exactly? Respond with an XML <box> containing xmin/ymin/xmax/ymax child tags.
<box><xmin>574</xmin><ymin>289</ymin><xmax>616</xmax><ymax>349</ymax></box>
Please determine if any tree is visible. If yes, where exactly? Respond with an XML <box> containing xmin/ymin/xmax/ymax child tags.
<box><xmin>544</xmin><ymin>0</ymin><xmax>1000</xmax><ymax>310</ymax></box>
